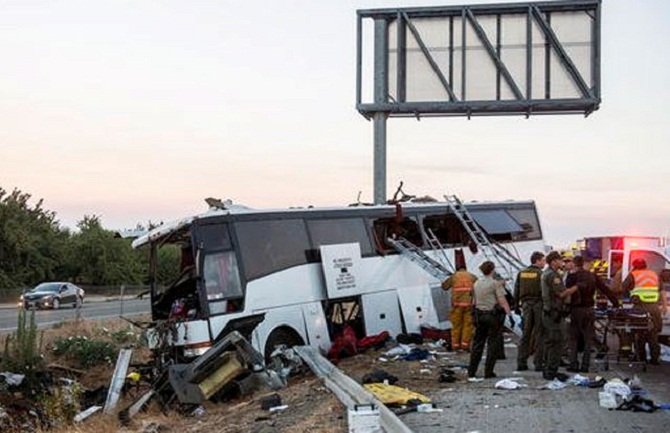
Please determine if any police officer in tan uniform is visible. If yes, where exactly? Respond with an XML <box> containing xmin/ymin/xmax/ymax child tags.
<box><xmin>468</xmin><ymin>261</ymin><xmax>511</xmax><ymax>378</ymax></box>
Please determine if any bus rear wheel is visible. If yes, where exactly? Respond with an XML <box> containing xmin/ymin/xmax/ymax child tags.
<box><xmin>264</xmin><ymin>327</ymin><xmax>305</xmax><ymax>362</ymax></box>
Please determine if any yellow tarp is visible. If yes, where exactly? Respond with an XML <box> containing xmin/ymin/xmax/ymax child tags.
<box><xmin>363</xmin><ymin>383</ymin><xmax>431</xmax><ymax>405</ymax></box>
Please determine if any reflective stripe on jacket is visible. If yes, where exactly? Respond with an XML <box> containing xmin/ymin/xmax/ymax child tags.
<box><xmin>631</xmin><ymin>269</ymin><xmax>660</xmax><ymax>303</ymax></box>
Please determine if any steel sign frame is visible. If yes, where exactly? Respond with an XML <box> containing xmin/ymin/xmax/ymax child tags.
<box><xmin>356</xmin><ymin>0</ymin><xmax>601</xmax><ymax>117</ymax></box>
<box><xmin>356</xmin><ymin>0</ymin><xmax>602</xmax><ymax>203</ymax></box>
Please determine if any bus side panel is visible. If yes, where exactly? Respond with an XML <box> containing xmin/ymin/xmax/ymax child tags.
<box><xmin>361</xmin><ymin>255</ymin><xmax>436</xmax><ymax>294</ymax></box>
<box><xmin>361</xmin><ymin>290</ymin><xmax>403</xmax><ymax>337</ymax></box>
<box><xmin>252</xmin><ymin>305</ymin><xmax>309</xmax><ymax>356</ymax></box>
<box><xmin>397</xmin><ymin>284</ymin><xmax>441</xmax><ymax>333</ymax></box>
<box><xmin>301</xmin><ymin>302</ymin><xmax>331</xmax><ymax>352</ymax></box>
<box><xmin>245</xmin><ymin>264</ymin><xmax>325</xmax><ymax>310</ymax></box>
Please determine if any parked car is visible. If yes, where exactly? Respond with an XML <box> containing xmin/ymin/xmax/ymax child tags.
<box><xmin>20</xmin><ymin>282</ymin><xmax>85</xmax><ymax>310</ymax></box>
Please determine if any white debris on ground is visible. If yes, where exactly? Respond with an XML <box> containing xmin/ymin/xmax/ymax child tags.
<box><xmin>540</xmin><ymin>379</ymin><xmax>568</xmax><ymax>390</ymax></box>
<box><xmin>494</xmin><ymin>378</ymin><xmax>527</xmax><ymax>390</ymax></box>
<box><xmin>0</xmin><ymin>372</ymin><xmax>25</xmax><ymax>387</ymax></box>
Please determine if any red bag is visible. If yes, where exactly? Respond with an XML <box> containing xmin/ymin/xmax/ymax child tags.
<box><xmin>357</xmin><ymin>331</ymin><xmax>390</xmax><ymax>350</ymax></box>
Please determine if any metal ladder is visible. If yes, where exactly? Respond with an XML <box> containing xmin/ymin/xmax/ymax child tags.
<box><xmin>444</xmin><ymin>194</ymin><xmax>525</xmax><ymax>276</ymax></box>
<box><xmin>425</xmin><ymin>228</ymin><xmax>455</xmax><ymax>273</ymax></box>
<box><xmin>386</xmin><ymin>237</ymin><xmax>452</xmax><ymax>281</ymax></box>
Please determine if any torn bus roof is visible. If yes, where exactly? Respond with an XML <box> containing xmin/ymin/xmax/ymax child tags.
<box><xmin>132</xmin><ymin>199</ymin><xmax>537</xmax><ymax>249</ymax></box>
<box><xmin>131</xmin><ymin>203</ymin><xmax>254</xmax><ymax>249</ymax></box>
<box><xmin>131</xmin><ymin>215</ymin><xmax>197</xmax><ymax>249</ymax></box>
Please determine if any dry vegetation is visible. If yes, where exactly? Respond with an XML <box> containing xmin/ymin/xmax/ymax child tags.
<box><xmin>1</xmin><ymin>316</ymin><xmax>349</xmax><ymax>433</ymax></box>
<box><xmin>1</xmin><ymin>315</ymin><xmax>467</xmax><ymax>433</ymax></box>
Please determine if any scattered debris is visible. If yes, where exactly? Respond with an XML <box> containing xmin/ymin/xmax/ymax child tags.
<box><xmin>363</xmin><ymin>383</ymin><xmax>431</xmax><ymax>405</ymax></box>
<box><xmin>420</xmin><ymin>325</ymin><xmax>451</xmax><ymax>348</ymax></box>
<box><xmin>587</xmin><ymin>377</ymin><xmax>607</xmax><ymax>389</ymax></box>
<box><xmin>567</xmin><ymin>374</ymin><xmax>590</xmax><ymax>386</ymax></box>
<box><xmin>0</xmin><ymin>372</ymin><xmax>25</xmax><ymax>387</ymax></box>
<box><xmin>73</xmin><ymin>405</ymin><xmax>102</xmax><ymax>423</ymax></box>
<box><xmin>269</xmin><ymin>404</ymin><xmax>289</xmax><ymax>413</ymax></box>
<box><xmin>396</xmin><ymin>333</ymin><xmax>424</xmax><ymax>345</ymax></box>
<box><xmin>362</xmin><ymin>369</ymin><xmax>399</xmax><ymax>385</ymax></box>
<box><xmin>600</xmin><ymin>391</ymin><xmax>620</xmax><ymax>409</ymax></box>
<box><xmin>269</xmin><ymin>345</ymin><xmax>304</xmax><ymax>383</ymax></box>
<box><xmin>603</xmin><ymin>378</ymin><xmax>631</xmax><ymax>398</ymax></box>
<box><xmin>119</xmin><ymin>389</ymin><xmax>154</xmax><ymax>423</ymax></box>
<box><xmin>540</xmin><ymin>379</ymin><xmax>568</xmax><ymax>390</ymax></box>
<box><xmin>167</xmin><ymin>330</ymin><xmax>281</xmax><ymax>405</ymax></box>
<box><xmin>260</xmin><ymin>393</ymin><xmax>283</xmax><ymax>410</ymax></box>
<box><xmin>438</xmin><ymin>368</ymin><xmax>458</xmax><ymax>383</ymax></box>
<box><xmin>191</xmin><ymin>405</ymin><xmax>206</xmax><ymax>417</ymax></box>
<box><xmin>402</xmin><ymin>348</ymin><xmax>430</xmax><ymax>361</ymax></box>
<box><xmin>616</xmin><ymin>395</ymin><xmax>658</xmax><ymax>413</ymax></box>
<box><xmin>416</xmin><ymin>403</ymin><xmax>443</xmax><ymax>413</ymax></box>
<box><xmin>103</xmin><ymin>348</ymin><xmax>133</xmax><ymax>414</ymax></box>
<box><xmin>384</xmin><ymin>344</ymin><xmax>414</xmax><ymax>357</ymax></box>
<box><xmin>295</xmin><ymin>345</ymin><xmax>414</xmax><ymax>433</ymax></box>
<box><xmin>494</xmin><ymin>378</ymin><xmax>527</xmax><ymax>390</ymax></box>
<box><xmin>660</xmin><ymin>344</ymin><xmax>670</xmax><ymax>363</ymax></box>
<box><xmin>348</xmin><ymin>404</ymin><xmax>381</xmax><ymax>433</ymax></box>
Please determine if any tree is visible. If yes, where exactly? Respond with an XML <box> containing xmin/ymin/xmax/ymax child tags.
<box><xmin>0</xmin><ymin>188</ymin><xmax>69</xmax><ymax>288</ymax></box>
<box><xmin>69</xmin><ymin>215</ymin><xmax>144</xmax><ymax>286</ymax></box>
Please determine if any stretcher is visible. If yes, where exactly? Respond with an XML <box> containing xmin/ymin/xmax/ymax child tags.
<box><xmin>594</xmin><ymin>307</ymin><xmax>653</xmax><ymax>372</ymax></box>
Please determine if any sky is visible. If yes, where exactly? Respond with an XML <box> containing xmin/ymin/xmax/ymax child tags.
<box><xmin>0</xmin><ymin>0</ymin><xmax>669</xmax><ymax>247</ymax></box>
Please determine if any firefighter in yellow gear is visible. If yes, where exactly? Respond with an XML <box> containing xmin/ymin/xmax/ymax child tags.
<box><xmin>443</xmin><ymin>266</ymin><xmax>478</xmax><ymax>351</ymax></box>
<box><xmin>622</xmin><ymin>258</ymin><xmax>668</xmax><ymax>365</ymax></box>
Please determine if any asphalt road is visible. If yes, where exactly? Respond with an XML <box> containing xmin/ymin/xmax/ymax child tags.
<box><xmin>0</xmin><ymin>298</ymin><xmax>150</xmax><ymax>331</ymax></box>
<box><xmin>402</xmin><ymin>341</ymin><xmax>670</xmax><ymax>433</ymax></box>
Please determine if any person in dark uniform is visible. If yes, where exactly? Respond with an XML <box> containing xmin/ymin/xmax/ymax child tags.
<box><xmin>468</xmin><ymin>261</ymin><xmax>511</xmax><ymax>379</ymax></box>
<box><xmin>565</xmin><ymin>256</ymin><xmax>618</xmax><ymax>373</ymax></box>
<box><xmin>541</xmin><ymin>251</ymin><xmax>577</xmax><ymax>381</ymax></box>
<box><xmin>514</xmin><ymin>251</ymin><xmax>546</xmax><ymax>372</ymax></box>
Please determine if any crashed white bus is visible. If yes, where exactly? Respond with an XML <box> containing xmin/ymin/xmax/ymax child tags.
<box><xmin>132</xmin><ymin>199</ymin><xmax>546</xmax><ymax>359</ymax></box>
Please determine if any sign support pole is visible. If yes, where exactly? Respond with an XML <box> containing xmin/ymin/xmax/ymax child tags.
<box><xmin>373</xmin><ymin>112</ymin><xmax>387</xmax><ymax>205</ymax></box>
<box><xmin>373</xmin><ymin>17</ymin><xmax>388</xmax><ymax>204</ymax></box>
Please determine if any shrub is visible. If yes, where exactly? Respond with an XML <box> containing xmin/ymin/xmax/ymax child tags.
<box><xmin>1</xmin><ymin>309</ymin><xmax>44</xmax><ymax>378</ymax></box>
<box><xmin>105</xmin><ymin>327</ymin><xmax>141</xmax><ymax>346</ymax></box>
<box><xmin>51</xmin><ymin>336</ymin><xmax>116</xmax><ymax>368</ymax></box>
<box><xmin>39</xmin><ymin>380</ymin><xmax>82</xmax><ymax>427</ymax></box>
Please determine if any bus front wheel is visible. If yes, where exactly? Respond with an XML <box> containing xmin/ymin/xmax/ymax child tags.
<box><xmin>264</xmin><ymin>327</ymin><xmax>305</xmax><ymax>362</ymax></box>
